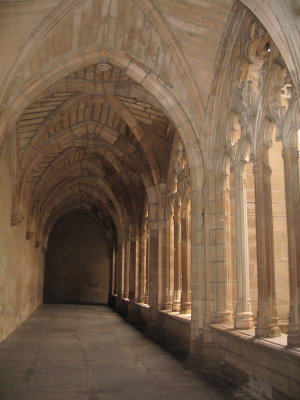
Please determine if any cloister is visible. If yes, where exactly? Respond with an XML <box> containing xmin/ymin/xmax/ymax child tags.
<box><xmin>0</xmin><ymin>1</ymin><xmax>299</xmax><ymax>399</ymax></box>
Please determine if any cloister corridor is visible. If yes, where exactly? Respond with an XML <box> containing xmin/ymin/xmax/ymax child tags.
<box><xmin>1</xmin><ymin>1</ymin><xmax>300</xmax><ymax>399</ymax></box>
<box><xmin>0</xmin><ymin>304</ymin><xmax>253</xmax><ymax>400</ymax></box>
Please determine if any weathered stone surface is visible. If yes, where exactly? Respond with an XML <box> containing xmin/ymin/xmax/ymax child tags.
<box><xmin>0</xmin><ymin>305</ymin><xmax>247</xmax><ymax>400</ymax></box>
<box><xmin>0</xmin><ymin>1</ymin><xmax>300</xmax><ymax>399</ymax></box>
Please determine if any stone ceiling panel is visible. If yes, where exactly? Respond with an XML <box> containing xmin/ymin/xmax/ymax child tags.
<box><xmin>15</xmin><ymin>63</ymin><xmax>174</xmax><ymax>240</ymax></box>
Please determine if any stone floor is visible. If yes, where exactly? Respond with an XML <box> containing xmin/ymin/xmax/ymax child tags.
<box><xmin>0</xmin><ymin>304</ymin><xmax>253</xmax><ymax>400</ymax></box>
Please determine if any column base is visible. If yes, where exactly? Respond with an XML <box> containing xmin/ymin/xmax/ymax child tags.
<box><xmin>234</xmin><ymin>312</ymin><xmax>254</xmax><ymax>330</ymax></box>
<box><xmin>255</xmin><ymin>319</ymin><xmax>281</xmax><ymax>338</ymax></box>
<box><xmin>214</xmin><ymin>311</ymin><xmax>232</xmax><ymax>324</ymax></box>
<box><xmin>180</xmin><ymin>302</ymin><xmax>191</xmax><ymax>314</ymax></box>
<box><xmin>172</xmin><ymin>300</ymin><xmax>181</xmax><ymax>312</ymax></box>
<box><xmin>161</xmin><ymin>301</ymin><xmax>173</xmax><ymax>311</ymax></box>
<box><xmin>137</xmin><ymin>296</ymin><xmax>145</xmax><ymax>304</ymax></box>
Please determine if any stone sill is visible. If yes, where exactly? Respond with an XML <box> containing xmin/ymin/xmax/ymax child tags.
<box><xmin>159</xmin><ymin>309</ymin><xmax>191</xmax><ymax>324</ymax></box>
<box><xmin>211</xmin><ymin>323</ymin><xmax>300</xmax><ymax>361</ymax></box>
<box><xmin>136</xmin><ymin>302</ymin><xmax>150</xmax><ymax>309</ymax></box>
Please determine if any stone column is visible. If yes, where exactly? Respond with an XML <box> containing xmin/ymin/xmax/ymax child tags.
<box><xmin>180</xmin><ymin>199</ymin><xmax>191</xmax><ymax>314</ymax></box>
<box><xmin>113</xmin><ymin>247</ymin><xmax>117</xmax><ymax>295</ymax></box>
<box><xmin>128</xmin><ymin>226</ymin><xmax>138</xmax><ymax>322</ymax></box>
<box><xmin>116</xmin><ymin>242</ymin><xmax>125</xmax><ymax>311</ymax></box>
<box><xmin>202</xmin><ymin>170</ymin><xmax>215</xmax><ymax>336</ymax></box>
<box><xmin>147</xmin><ymin>217</ymin><xmax>159</xmax><ymax>336</ymax></box>
<box><xmin>124</xmin><ymin>231</ymin><xmax>130</xmax><ymax>299</ymax></box>
<box><xmin>128</xmin><ymin>227</ymin><xmax>137</xmax><ymax>302</ymax></box>
<box><xmin>135</xmin><ymin>227</ymin><xmax>140</xmax><ymax>301</ymax></box>
<box><xmin>158</xmin><ymin>213</ymin><xmax>165</xmax><ymax>311</ymax></box>
<box><xmin>253</xmin><ymin>161</ymin><xmax>281</xmax><ymax>337</ymax></box>
<box><xmin>145</xmin><ymin>228</ymin><xmax>150</xmax><ymax>305</ymax></box>
<box><xmin>108</xmin><ymin>247</ymin><xmax>115</xmax><ymax>300</ymax></box>
<box><xmin>234</xmin><ymin>168</ymin><xmax>253</xmax><ymax>329</ymax></box>
<box><xmin>138</xmin><ymin>219</ymin><xmax>147</xmax><ymax>303</ymax></box>
<box><xmin>172</xmin><ymin>195</ymin><xmax>182</xmax><ymax>312</ymax></box>
<box><xmin>161</xmin><ymin>196</ymin><xmax>174</xmax><ymax>310</ymax></box>
<box><xmin>114</xmin><ymin>246</ymin><xmax>119</xmax><ymax>298</ymax></box>
<box><xmin>282</xmin><ymin>147</ymin><xmax>300</xmax><ymax>346</ymax></box>
<box><xmin>120</xmin><ymin>240</ymin><xmax>125</xmax><ymax>298</ymax></box>
<box><xmin>214</xmin><ymin>184</ymin><xmax>231</xmax><ymax>323</ymax></box>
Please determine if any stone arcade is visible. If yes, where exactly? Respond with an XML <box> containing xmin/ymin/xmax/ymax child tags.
<box><xmin>0</xmin><ymin>1</ymin><xmax>299</xmax><ymax>399</ymax></box>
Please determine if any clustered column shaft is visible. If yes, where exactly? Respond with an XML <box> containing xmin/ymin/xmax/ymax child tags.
<box><xmin>253</xmin><ymin>161</ymin><xmax>281</xmax><ymax>338</ymax></box>
<box><xmin>234</xmin><ymin>169</ymin><xmax>253</xmax><ymax>329</ymax></box>
<box><xmin>180</xmin><ymin>200</ymin><xmax>191</xmax><ymax>314</ymax></box>
<box><xmin>172</xmin><ymin>198</ymin><xmax>182</xmax><ymax>312</ymax></box>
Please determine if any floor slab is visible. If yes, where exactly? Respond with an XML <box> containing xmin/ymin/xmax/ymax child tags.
<box><xmin>0</xmin><ymin>304</ymin><xmax>254</xmax><ymax>400</ymax></box>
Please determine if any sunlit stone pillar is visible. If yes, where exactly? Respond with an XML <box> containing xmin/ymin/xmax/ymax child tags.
<box><xmin>172</xmin><ymin>194</ymin><xmax>182</xmax><ymax>312</ymax></box>
<box><xmin>214</xmin><ymin>184</ymin><xmax>231</xmax><ymax>323</ymax></box>
<box><xmin>180</xmin><ymin>198</ymin><xmax>191</xmax><ymax>314</ymax></box>
<box><xmin>234</xmin><ymin>169</ymin><xmax>253</xmax><ymax>329</ymax></box>
<box><xmin>253</xmin><ymin>161</ymin><xmax>281</xmax><ymax>337</ymax></box>
<box><xmin>282</xmin><ymin>147</ymin><xmax>300</xmax><ymax>346</ymax></box>
<box><xmin>161</xmin><ymin>196</ymin><xmax>174</xmax><ymax>310</ymax></box>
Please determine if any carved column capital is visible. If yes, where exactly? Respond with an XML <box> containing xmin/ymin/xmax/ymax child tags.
<box><xmin>282</xmin><ymin>147</ymin><xmax>299</xmax><ymax>160</ymax></box>
<box><xmin>253</xmin><ymin>161</ymin><xmax>272</xmax><ymax>177</ymax></box>
<box><xmin>11</xmin><ymin>213</ymin><xmax>24</xmax><ymax>226</ymax></box>
<box><xmin>26</xmin><ymin>231</ymin><xmax>35</xmax><ymax>240</ymax></box>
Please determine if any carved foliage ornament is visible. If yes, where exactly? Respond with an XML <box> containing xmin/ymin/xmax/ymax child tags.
<box><xmin>226</xmin><ymin>11</ymin><xmax>290</xmax><ymax>162</ymax></box>
<box><xmin>173</xmin><ymin>139</ymin><xmax>191</xmax><ymax>203</ymax></box>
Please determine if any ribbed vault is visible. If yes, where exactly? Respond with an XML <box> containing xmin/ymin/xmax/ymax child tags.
<box><xmin>13</xmin><ymin>63</ymin><xmax>174</xmax><ymax>248</ymax></box>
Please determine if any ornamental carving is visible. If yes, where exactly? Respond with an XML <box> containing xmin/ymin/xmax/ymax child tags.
<box><xmin>216</xmin><ymin>9</ymin><xmax>292</xmax><ymax>168</ymax></box>
<box><xmin>171</xmin><ymin>137</ymin><xmax>191</xmax><ymax>205</ymax></box>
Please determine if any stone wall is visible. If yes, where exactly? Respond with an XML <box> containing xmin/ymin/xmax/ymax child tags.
<box><xmin>212</xmin><ymin>325</ymin><xmax>300</xmax><ymax>400</ymax></box>
<box><xmin>158</xmin><ymin>311</ymin><xmax>191</xmax><ymax>357</ymax></box>
<box><xmin>0</xmin><ymin>136</ymin><xmax>44</xmax><ymax>341</ymax></box>
<box><xmin>115</xmin><ymin>301</ymin><xmax>190</xmax><ymax>358</ymax></box>
<box><xmin>44</xmin><ymin>212</ymin><xmax>110</xmax><ymax>304</ymax></box>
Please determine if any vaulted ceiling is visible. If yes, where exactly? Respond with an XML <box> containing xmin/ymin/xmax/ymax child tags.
<box><xmin>0</xmin><ymin>0</ymin><xmax>299</xmax><ymax>246</ymax></box>
<box><xmin>16</xmin><ymin>63</ymin><xmax>174</xmax><ymax>243</ymax></box>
